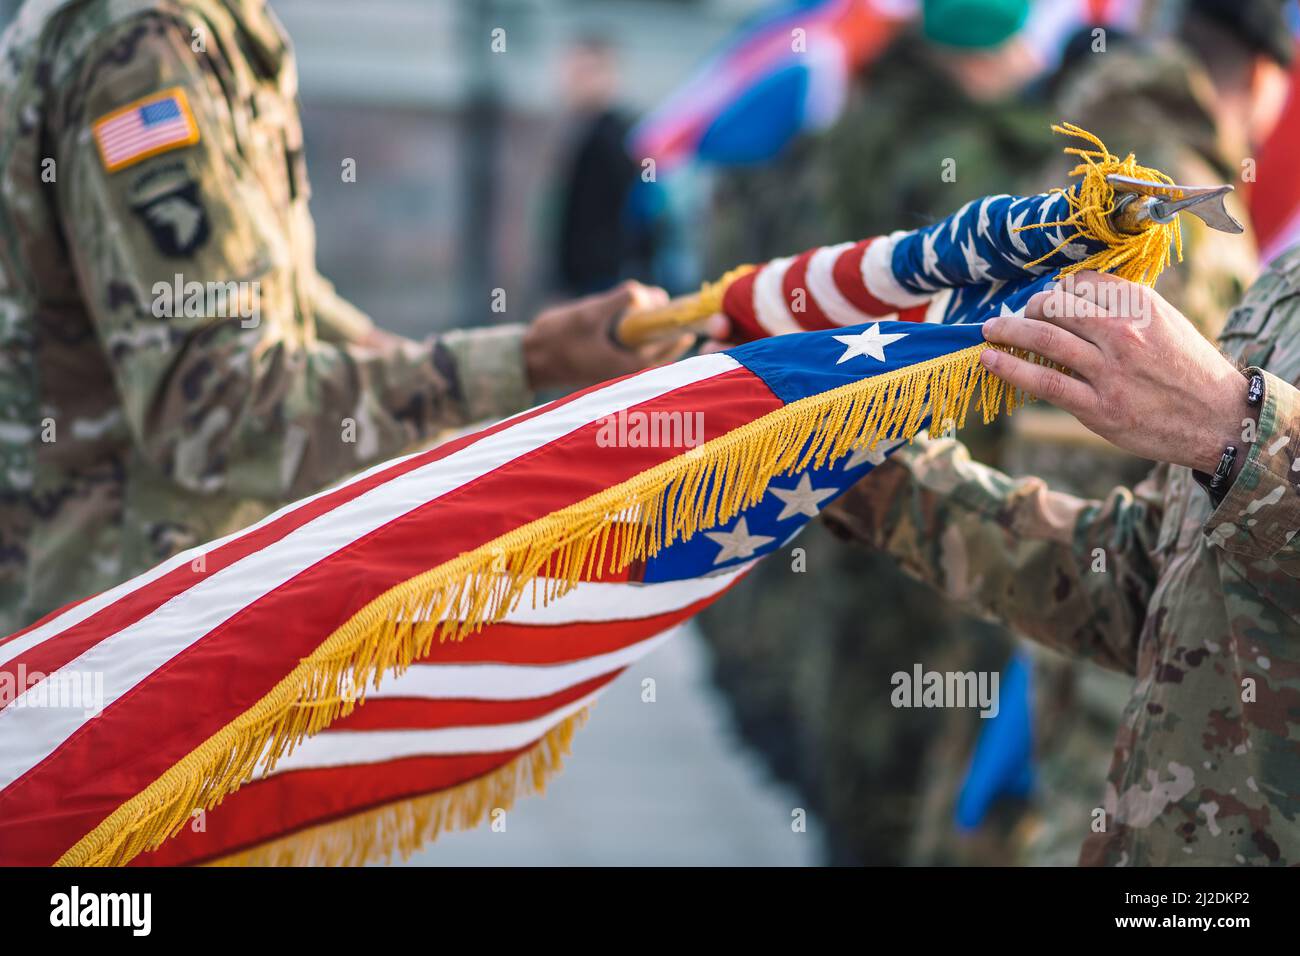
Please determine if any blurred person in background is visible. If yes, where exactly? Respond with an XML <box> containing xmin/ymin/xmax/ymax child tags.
<box><xmin>0</xmin><ymin>0</ymin><xmax>693</xmax><ymax>633</ymax></box>
<box><xmin>552</xmin><ymin>34</ymin><xmax>660</xmax><ymax>296</ymax></box>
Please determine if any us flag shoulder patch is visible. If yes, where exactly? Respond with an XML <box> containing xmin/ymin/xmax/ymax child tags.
<box><xmin>91</xmin><ymin>87</ymin><xmax>200</xmax><ymax>173</ymax></box>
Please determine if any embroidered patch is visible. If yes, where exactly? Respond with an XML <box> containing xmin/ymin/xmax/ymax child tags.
<box><xmin>130</xmin><ymin>180</ymin><xmax>210</xmax><ymax>258</ymax></box>
<box><xmin>92</xmin><ymin>87</ymin><xmax>200</xmax><ymax>173</ymax></box>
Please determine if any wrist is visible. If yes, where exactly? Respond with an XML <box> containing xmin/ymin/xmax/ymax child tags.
<box><xmin>522</xmin><ymin>324</ymin><xmax>558</xmax><ymax>391</ymax></box>
<box><xmin>1191</xmin><ymin>368</ymin><xmax>1254</xmax><ymax>474</ymax></box>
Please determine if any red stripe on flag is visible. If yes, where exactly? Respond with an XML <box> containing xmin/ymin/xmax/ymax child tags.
<box><xmin>328</xmin><ymin>672</ymin><xmax>619</xmax><ymax>732</ymax></box>
<box><xmin>0</xmin><ymin>368</ymin><xmax>781</xmax><ymax>864</ymax></box>
<box><xmin>721</xmin><ymin>270</ymin><xmax>762</xmax><ymax>341</ymax></box>
<box><xmin>782</xmin><ymin>249</ymin><xmax>833</xmax><ymax>330</ymax></box>
<box><xmin>832</xmin><ymin>239</ymin><xmax>898</xmax><ymax>317</ymax></box>
<box><xmin>0</xmin><ymin>368</ymin><xmax>664</xmax><ymax>699</ymax></box>
<box><xmin>419</xmin><ymin>580</ymin><xmax>744</xmax><ymax>666</ymax></box>
<box><xmin>133</xmin><ymin>671</ymin><xmax>623</xmax><ymax>865</ymax></box>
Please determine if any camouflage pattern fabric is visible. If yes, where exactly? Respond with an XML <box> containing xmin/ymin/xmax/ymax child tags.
<box><xmin>994</xmin><ymin>38</ymin><xmax>1263</xmax><ymax>867</ymax></box>
<box><xmin>0</xmin><ymin>0</ymin><xmax>532</xmax><ymax>632</ymax></box>
<box><xmin>823</xmin><ymin>244</ymin><xmax>1300</xmax><ymax>866</ymax></box>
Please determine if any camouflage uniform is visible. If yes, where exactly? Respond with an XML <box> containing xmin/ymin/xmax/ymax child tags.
<box><xmin>823</xmin><ymin>245</ymin><xmax>1300</xmax><ymax>867</ymax></box>
<box><xmin>0</xmin><ymin>0</ymin><xmax>531</xmax><ymax>632</ymax></box>
<box><xmin>998</xmin><ymin>39</ymin><xmax>1261</xmax><ymax>866</ymax></box>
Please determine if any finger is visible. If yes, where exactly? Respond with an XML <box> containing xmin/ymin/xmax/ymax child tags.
<box><xmin>1057</xmin><ymin>271</ymin><xmax>1167</xmax><ymax>337</ymax></box>
<box><xmin>983</xmin><ymin>314</ymin><xmax>1103</xmax><ymax>377</ymax></box>
<box><xmin>1058</xmin><ymin>270</ymin><xmax>1125</xmax><ymax>312</ymax></box>
<box><xmin>979</xmin><ymin>347</ymin><xmax>1098</xmax><ymax>417</ymax></box>
<box><xmin>637</xmin><ymin>332</ymin><xmax>695</xmax><ymax>364</ymax></box>
<box><xmin>703</xmin><ymin>313</ymin><xmax>731</xmax><ymax>341</ymax></box>
<box><xmin>1023</xmin><ymin>289</ymin><xmax>1111</xmax><ymax>345</ymax></box>
<box><xmin>624</xmin><ymin>281</ymin><xmax>670</xmax><ymax>311</ymax></box>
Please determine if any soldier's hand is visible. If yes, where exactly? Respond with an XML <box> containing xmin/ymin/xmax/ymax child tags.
<box><xmin>979</xmin><ymin>271</ymin><xmax>1252</xmax><ymax>474</ymax></box>
<box><xmin>524</xmin><ymin>281</ymin><xmax>698</xmax><ymax>390</ymax></box>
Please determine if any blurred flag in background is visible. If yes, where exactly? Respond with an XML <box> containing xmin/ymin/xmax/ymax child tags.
<box><xmin>1249</xmin><ymin>0</ymin><xmax>1300</xmax><ymax>265</ymax></box>
<box><xmin>630</xmin><ymin>0</ymin><xmax>1144</xmax><ymax>173</ymax></box>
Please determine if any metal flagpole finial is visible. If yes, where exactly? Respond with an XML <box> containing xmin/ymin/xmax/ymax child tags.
<box><xmin>1106</xmin><ymin>174</ymin><xmax>1245</xmax><ymax>236</ymax></box>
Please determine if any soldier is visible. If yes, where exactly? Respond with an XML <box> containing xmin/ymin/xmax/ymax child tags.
<box><xmin>825</xmin><ymin>253</ymin><xmax>1300</xmax><ymax>866</ymax></box>
<box><xmin>986</xmin><ymin>0</ymin><xmax>1292</xmax><ymax>866</ymax></box>
<box><xmin>0</xmin><ymin>0</ymin><xmax>696</xmax><ymax>633</ymax></box>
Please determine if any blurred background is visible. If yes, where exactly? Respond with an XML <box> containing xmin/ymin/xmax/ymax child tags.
<box><xmin>4</xmin><ymin>0</ymin><xmax>1295</xmax><ymax>865</ymax></box>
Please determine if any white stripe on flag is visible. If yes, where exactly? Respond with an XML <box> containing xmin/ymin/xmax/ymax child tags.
<box><xmin>265</xmin><ymin>690</ymin><xmax>601</xmax><ymax>773</ymax></box>
<box><xmin>924</xmin><ymin>288</ymin><xmax>954</xmax><ymax>324</ymax></box>
<box><xmin>0</xmin><ymin>354</ymin><xmax>742</xmax><ymax>791</ymax></box>
<box><xmin>806</xmin><ymin>242</ymin><xmax>870</xmax><ymax>326</ymax></box>
<box><xmin>752</xmin><ymin>256</ymin><xmax>802</xmax><ymax>336</ymax></box>
<box><xmin>435</xmin><ymin>561</ymin><xmax>753</xmax><ymax>625</ymax></box>
<box><xmin>862</xmin><ymin>231</ymin><xmax>932</xmax><ymax>309</ymax></box>
<box><xmin>0</xmin><ymin>445</ymin><xmax>430</xmax><ymax>666</ymax></box>
<box><xmin>366</xmin><ymin>627</ymin><xmax>679</xmax><ymax>703</ymax></box>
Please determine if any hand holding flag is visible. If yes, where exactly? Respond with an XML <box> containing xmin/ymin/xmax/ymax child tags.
<box><xmin>0</xmin><ymin>127</ymin><xmax>1239</xmax><ymax>868</ymax></box>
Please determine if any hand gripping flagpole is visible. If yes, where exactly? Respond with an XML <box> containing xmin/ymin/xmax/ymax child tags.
<box><xmin>614</xmin><ymin>123</ymin><xmax>1244</xmax><ymax>347</ymax></box>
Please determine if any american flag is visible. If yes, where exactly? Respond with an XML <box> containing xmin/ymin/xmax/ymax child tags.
<box><xmin>0</xmin><ymin>188</ymin><xmax>1100</xmax><ymax>866</ymax></box>
<box><xmin>92</xmin><ymin>88</ymin><xmax>199</xmax><ymax>173</ymax></box>
<box><xmin>630</xmin><ymin>0</ymin><xmax>905</xmax><ymax>170</ymax></box>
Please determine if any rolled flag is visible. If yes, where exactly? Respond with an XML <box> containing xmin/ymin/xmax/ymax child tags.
<box><xmin>0</xmin><ymin>130</ymin><xmax>1186</xmax><ymax>867</ymax></box>
<box><xmin>616</xmin><ymin>125</ymin><xmax>1183</xmax><ymax>347</ymax></box>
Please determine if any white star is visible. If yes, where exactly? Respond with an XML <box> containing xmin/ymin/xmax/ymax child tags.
<box><xmin>704</xmin><ymin>517</ymin><xmax>775</xmax><ymax>565</ymax></box>
<box><xmin>997</xmin><ymin>300</ymin><xmax>1026</xmax><ymax>320</ymax></box>
<box><xmin>845</xmin><ymin>437</ymin><xmax>906</xmax><ymax>470</ymax></box>
<box><xmin>832</xmin><ymin>323</ymin><xmax>908</xmax><ymax>364</ymax></box>
<box><xmin>961</xmin><ymin>236</ymin><xmax>992</xmax><ymax>281</ymax></box>
<box><xmin>921</xmin><ymin>228</ymin><xmax>941</xmax><ymax>282</ymax></box>
<box><xmin>977</xmin><ymin>195</ymin><xmax>997</xmax><ymax>237</ymax></box>
<box><xmin>1009</xmin><ymin>205</ymin><xmax>1032</xmax><ymax>258</ymax></box>
<box><xmin>768</xmin><ymin>473</ymin><xmax>838</xmax><ymax>520</ymax></box>
<box><xmin>1061</xmin><ymin>241</ymin><xmax>1089</xmax><ymax>261</ymax></box>
<box><xmin>950</xmin><ymin>199</ymin><xmax>975</xmax><ymax>241</ymax></box>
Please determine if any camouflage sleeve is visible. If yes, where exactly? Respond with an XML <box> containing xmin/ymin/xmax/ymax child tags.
<box><xmin>1203</xmin><ymin>370</ymin><xmax>1300</xmax><ymax>575</ymax></box>
<box><xmin>309</xmin><ymin>272</ymin><xmax>378</xmax><ymax>345</ymax></box>
<box><xmin>821</xmin><ymin>437</ymin><xmax>1166</xmax><ymax>673</ymax></box>
<box><xmin>51</xmin><ymin>11</ymin><xmax>531</xmax><ymax>501</ymax></box>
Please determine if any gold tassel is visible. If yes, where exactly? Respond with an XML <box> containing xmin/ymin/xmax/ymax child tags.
<box><xmin>206</xmin><ymin>710</ymin><xmax>587</xmax><ymax>867</ymax></box>
<box><xmin>56</xmin><ymin>339</ymin><xmax>1024</xmax><ymax>867</ymax></box>
<box><xmin>1017</xmin><ymin>122</ymin><xmax>1182</xmax><ymax>287</ymax></box>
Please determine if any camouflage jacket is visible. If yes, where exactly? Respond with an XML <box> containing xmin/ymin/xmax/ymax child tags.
<box><xmin>0</xmin><ymin>0</ymin><xmax>532</xmax><ymax>631</ymax></box>
<box><xmin>824</xmin><ymin>246</ymin><xmax>1300</xmax><ymax>866</ymax></box>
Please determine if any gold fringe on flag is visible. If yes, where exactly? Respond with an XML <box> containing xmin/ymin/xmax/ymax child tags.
<box><xmin>1017</xmin><ymin>122</ymin><xmax>1183</xmax><ymax>286</ymax></box>
<box><xmin>56</xmin><ymin>340</ymin><xmax>1029</xmax><ymax>867</ymax></box>
<box><xmin>55</xmin><ymin>124</ymin><xmax>1187</xmax><ymax>868</ymax></box>
<box><xmin>614</xmin><ymin>263</ymin><xmax>756</xmax><ymax>345</ymax></box>
<box><xmin>206</xmin><ymin>710</ymin><xmax>587</xmax><ymax>867</ymax></box>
